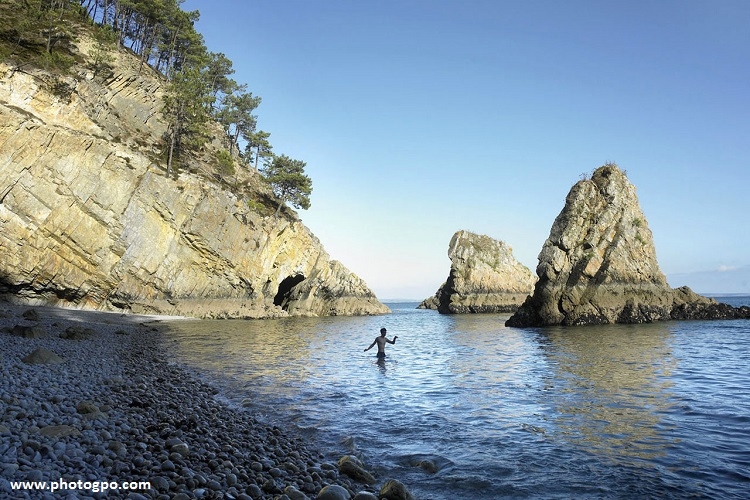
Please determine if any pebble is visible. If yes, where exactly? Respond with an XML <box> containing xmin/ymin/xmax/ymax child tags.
<box><xmin>0</xmin><ymin>305</ymin><xmax>400</xmax><ymax>499</ymax></box>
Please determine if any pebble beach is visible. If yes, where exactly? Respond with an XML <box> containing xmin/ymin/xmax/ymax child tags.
<box><xmin>0</xmin><ymin>304</ymin><xmax>408</xmax><ymax>500</ymax></box>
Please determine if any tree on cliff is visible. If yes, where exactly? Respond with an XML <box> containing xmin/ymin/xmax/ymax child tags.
<box><xmin>205</xmin><ymin>51</ymin><xmax>236</xmax><ymax>110</ymax></box>
<box><xmin>262</xmin><ymin>154</ymin><xmax>312</xmax><ymax>216</ymax></box>
<box><xmin>163</xmin><ymin>63</ymin><xmax>212</xmax><ymax>176</ymax></box>
<box><xmin>245</xmin><ymin>130</ymin><xmax>273</xmax><ymax>171</ymax></box>
<box><xmin>218</xmin><ymin>90</ymin><xmax>261</xmax><ymax>157</ymax></box>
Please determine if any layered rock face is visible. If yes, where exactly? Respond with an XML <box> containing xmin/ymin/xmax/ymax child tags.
<box><xmin>506</xmin><ymin>164</ymin><xmax>749</xmax><ymax>327</ymax></box>
<box><xmin>419</xmin><ymin>230</ymin><xmax>535</xmax><ymax>314</ymax></box>
<box><xmin>0</xmin><ymin>48</ymin><xmax>389</xmax><ymax>318</ymax></box>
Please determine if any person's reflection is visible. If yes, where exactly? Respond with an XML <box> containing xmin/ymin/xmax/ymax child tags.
<box><xmin>377</xmin><ymin>356</ymin><xmax>387</xmax><ymax>373</ymax></box>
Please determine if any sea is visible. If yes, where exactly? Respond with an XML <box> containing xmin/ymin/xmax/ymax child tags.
<box><xmin>161</xmin><ymin>295</ymin><xmax>750</xmax><ymax>499</ymax></box>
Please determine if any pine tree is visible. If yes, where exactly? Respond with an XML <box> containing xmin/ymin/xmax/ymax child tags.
<box><xmin>262</xmin><ymin>154</ymin><xmax>313</xmax><ymax>216</ymax></box>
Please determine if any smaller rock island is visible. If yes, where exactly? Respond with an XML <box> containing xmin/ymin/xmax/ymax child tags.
<box><xmin>419</xmin><ymin>230</ymin><xmax>536</xmax><ymax>314</ymax></box>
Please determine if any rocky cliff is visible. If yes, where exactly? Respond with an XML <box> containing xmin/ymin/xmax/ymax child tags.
<box><xmin>419</xmin><ymin>230</ymin><xmax>536</xmax><ymax>314</ymax></box>
<box><xmin>506</xmin><ymin>164</ymin><xmax>749</xmax><ymax>327</ymax></box>
<box><xmin>0</xmin><ymin>41</ymin><xmax>389</xmax><ymax>318</ymax></box>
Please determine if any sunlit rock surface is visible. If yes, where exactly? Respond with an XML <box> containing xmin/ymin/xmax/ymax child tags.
<box><xmin>0</xmin><ymin>43</ymin><xmax>388</xmax><ymax>318</ymax></box>
<box><xmin>506</xmin><ymin>164</ymin><xmax>749</xmax><ymax>327</ymax></box>
<box><xmin>419</xmin><ymin>230</ymin><xmax>535</xmax><ymax>314</ymax></box>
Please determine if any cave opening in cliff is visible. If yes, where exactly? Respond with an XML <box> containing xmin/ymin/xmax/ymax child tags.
<box><xmin>274</xmin><ymin>274</ymin><xmax>306</xmax><ymax>309</ymax></box>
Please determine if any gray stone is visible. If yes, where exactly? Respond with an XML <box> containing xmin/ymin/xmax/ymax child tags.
<box><xmin>1</xmin><ymin>478</ymin><xmax>12</xmax><ymax>494</ymax></box>
<box><xmin>161</xmin><ymin>459</ymin><xmax>176</xmax><ymax>472</ymax></box>
<box><xmin>316</xmin><ymin>484</ymin><xmax>351</xmax><ymax>500</ymax></box>
<box><xmin>352</xmin><ymin>493</ymin><xmax>379</xmax><ymax>500</ymax></box>
<box><xmin>60</xmin><ymin>325</ymin><xmax>97</xmax><ymax>340</ymax></box>
<box><xmin>76</xmin><ymin>401</ymin><xmax>100</xmax><ymax>414</ymax></box>
<box><xmin>269</xmin><ymin>466</ymin><xmax>283</xmax><ymax>477</ymax></box>
<box><xmin>379</xmin><ymin>479</ymin><xmax>414</xmax><ymax>500</ymax></box>
<box><xmin>283</xmin><ymin>485</ymin><xmax>310</xmax><ymax>500</ymax></box>
<box><xmin>25</xmin><ymin>470</ymin><xmax>43</xmax><ymax>481</ymax></box>
<box><xmin>22</xmin><ymin>309</ymin><xmax>40</xmax><ymax>321</ymax></box>
<box><xmin>2</xmin><ymin>463</ymin><xmax>19</xmax><ymax>476</ymax></box>
<box><xmin>11</xmin><ymin>325</ymin><xmax>47</xmax><ymax>338</ymax></box>
<box><xmin>414</xmin><ymin>459</ymin><xmax>439</xmax><ymax>473</ymax></box>
<box><xmin>108</xmin><ymin>441</ymin><xmax>127</xmax><ymax>458</ymax></box>
<box><xmin>151</xmin><ymin>476</ymin><xmax>169</xmax><ymax>492</ymax></box>
<box><xmin>22</xmin><ymin>348</ymin><xmax>64</xmax><ymax>364</ymax></box>
<box><xmin>246</xmin><ymin>484</ymin><xmax>263</xmax><ymax>498</ymax></box>
<box><xmin>337</xmin><ymin>455</ymin><xmax>376</xmax><ymax>485</ymax></box>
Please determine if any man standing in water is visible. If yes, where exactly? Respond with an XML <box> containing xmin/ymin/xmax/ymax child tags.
<box><xmin>364</xmin><ymin>328</ymin><xmax>398</xmax><ymax>359</ymax></box>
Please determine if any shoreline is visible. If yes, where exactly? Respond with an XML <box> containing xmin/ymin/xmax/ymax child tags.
<box><xmin>0</xmin><ymin>304</ymin><xmax>400</xmax><ymax>499</ymax></box>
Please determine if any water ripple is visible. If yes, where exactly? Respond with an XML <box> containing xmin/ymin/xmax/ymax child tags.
<box><xmin>162</xmin><ymin>301</ymin><xmax>750</xmax><ymax>499</ymax></box>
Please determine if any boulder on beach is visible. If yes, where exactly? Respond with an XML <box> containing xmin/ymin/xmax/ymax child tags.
<box><xmin>22</xmin><ymin>309</ymin><xmax>40</xmax><ymax>321</ymax></box>
<box><xmin>506</xmin><ymin>164</ymin><xmax>750</xmax><ymax>327</ymax></box>
<box><xmin>11</xmin><ymin>325</ymin><xmax>47</xmax><ymax>338</ymax></box>
<box><xmin>316</xmin><ymin>484</ymin><xmax>351</xmax><ymax>500</ymax></box>
<box><xmin>283</xmin><ymin>485</ymin><xmax>310</xmax><ymax>500</ymax></box>
<box><xmin>379</xmin><ymin>479</ymin><xmax>414</xmax><ymax>500</ymax></box>
<box><xmin>76</xmin><ymin>401</ymin><xmax>100</xmax><ymax>415</ymax></box>
<box><xmin>60</xmin><ymin>325</ymin><xmax>97</xmax><ymax>340</ymax></box>
<box><xmin>352</xmin><ymin>492</ymin><xmax>379</xmax><ymax>500</ymax></box>
<box><xmin>419</xmin><ymin>230</ymin><xmax>535</xmax><ymax>314</ymax></box>
<box><xmin>39</xmin><ymin>425</ymin><xmax>80</xmax><ymax>438</ymax></box>
<box><xmin>22</xmin><ymin>348</ymin><xmax>64</xmax><ymax>364</ymax></box>
<box><xmin>338</xmin><ymin>455</ymin><xmax>376</xmax><ymax>484</ymax></box>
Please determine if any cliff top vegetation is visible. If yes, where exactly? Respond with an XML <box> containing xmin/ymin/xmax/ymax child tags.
<box><xmin>0</xmin><ymin>0</ymin><xmax>311</xmax><ymax>219</ymax></box>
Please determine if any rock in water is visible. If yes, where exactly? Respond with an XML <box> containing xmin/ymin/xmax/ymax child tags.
<box><xmin>337</xmin><ymin>455</ymin><xmax>376</xmax><ymax>485</ymax></box>
<box><xmin>420</xmin><ymin>230</ymin><xmax>535</xmax><ymax>314</ymax></box>
<box><xmin>379</xmin><ymin>479</ymin><xmax>414</xmax><ymax>500</ymax></box>
<box><xmin>506</xmin><ymin>164</ymin><xmax>749</xmax><ymax>327</ymax></box>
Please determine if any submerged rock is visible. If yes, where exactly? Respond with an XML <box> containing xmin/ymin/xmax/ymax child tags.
<box><xmin>420</xmin><ymin>230</ymin><xmax>535</xmax><ymax>314</ymax></box>
<box><xmin>506</xmin><ymin>164</ymin><xmax>750</xmax><ymax>327</ymax></box>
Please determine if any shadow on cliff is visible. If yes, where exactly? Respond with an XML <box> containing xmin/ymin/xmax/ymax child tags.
<box><xmin>274</xmin><ymin>274</ymin><xmax>306</xmax><ymax>311</ymax></box>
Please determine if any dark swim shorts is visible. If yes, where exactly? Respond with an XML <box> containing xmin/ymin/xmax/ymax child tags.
<box><xmin>377</xmin><ymin>352</ymin><xmax>386</xmax><ymax>359</ymax></box>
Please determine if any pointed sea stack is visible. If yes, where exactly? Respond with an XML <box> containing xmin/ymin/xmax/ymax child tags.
<box><xmin>506</xmin><ymin>163</ymin><xmax>750</xmax><ymax>327</ymax></box>
<box><xmin>420</xmin><ymin>230</ymin><xmax>536</xmax><ymax>314</ymax></box>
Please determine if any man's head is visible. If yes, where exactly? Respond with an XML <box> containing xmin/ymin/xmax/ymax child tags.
<box><xmin>380</xmin><ymin>328</ymin><xmax>387</xmax><ymax>336</ymax></box>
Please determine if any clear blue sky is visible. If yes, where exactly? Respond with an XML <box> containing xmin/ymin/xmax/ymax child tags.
<box><xmin>184</xmin><ymin>0</ymin><xmax>750</xmax><ymax>299</ymax></box>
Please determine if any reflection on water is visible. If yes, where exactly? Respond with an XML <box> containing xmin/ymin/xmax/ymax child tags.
<box><xmin>161</xmin><ymin>302</ymin><xmax>750</xmax><ymax>499</ymax></box>
<box><xmin>538</xmin><ymin>323</ymin><xmax>676</xmax><ymax>462</ymax></box>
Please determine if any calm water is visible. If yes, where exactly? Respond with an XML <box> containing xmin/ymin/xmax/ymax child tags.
<box><xmin>161</xmin><ymin>296</ymin><xmax>750</xmax><ymax>499</ymax></box>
